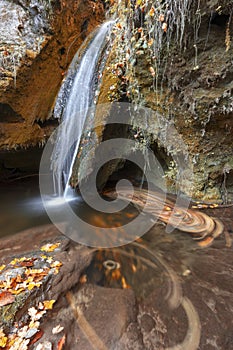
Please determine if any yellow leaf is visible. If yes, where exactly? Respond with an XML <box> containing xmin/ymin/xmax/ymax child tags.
<box><xmin>43</xmin><ymin>300</ymin><xmax>56</xmax><ymax>310</ymax></box>
<box><xmin>40</xmin><ymin>243</ymin><xmax>61</xmax><ymax>252</ymax></box>
<box><xmin>0</xmin><ymin>265</ymin><xmax>6</xmax><ymax>272</ymax></box>
<box><xmin>0</xmin><ymin>336</ymin><xmax>7</xmax><ymax>347</ymax></box>
<box><xmin>149</xmin><ymin>6</ymin><xmax>155</xmax><ymax>16</ymax></box>
<box><xmin>136</xmin><ymin>0</ymin><xmax>143</xmax><ymax>6</ymax></box>
<box><xmin>27</xmin><ymin>283</ymin><xmax>36</xmax><ymax>291</ymax></box>
<box><xmin>29</xmin><ymin>321</ymin><xmax>40</xmax><ymax>329</ymax></box>
<box><xmin>19</xmin><ymin>257</ymin><xmax>27</xmax><ymax>261</ymax></box>
<box><xmin>10</xmin><ymin>288</ymin><xmax>25</xmax><ymax>295</ymax></box>
<box><xmin>50</xmin><ymin>261</ymin><xmax>62</xmax><ymax>268</ymax></box>
<box><xmin>26</xmin><ymin>269</ymin><xmax>43</xmax><ymax>275</ymax></box>
<box><xmin>9</xmin><ymin>258</ymin><xmax>18</xmax><ymax>265</ymax></box>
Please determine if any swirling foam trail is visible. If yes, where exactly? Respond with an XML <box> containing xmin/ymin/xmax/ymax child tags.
<box><xmin>105</xmin><ymin>188</ymin><xmax>224</xmax><ymax>247</ymax></box>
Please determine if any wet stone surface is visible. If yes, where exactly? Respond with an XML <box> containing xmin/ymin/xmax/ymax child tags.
<box><xmin>0</xmin><ymin>210</ymin><xmax>232</xmax><ymax>349</ymax></box>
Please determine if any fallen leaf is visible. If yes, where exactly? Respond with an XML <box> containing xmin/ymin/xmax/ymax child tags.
<box><xmin>40</xmin><ymin>243</ymin><xmax>60</xmax><ymax>252</ymax></box>
<box><xmin>162</xmin><ymin>22</ymin><xmax>168</xmax><ymax>32</ymax></box>
<box><xmin>25</xmin><ymin>328</ymin><xmax>39</xmax><ymax>339</ymax></box>
<box><xmin>34</xmin><ymin>340</ymin><xmax>52</xmax><ymax>350</ymax></box>
<box><xmin>121</xmin><ymin>276</ymin><xmax>131</xmax><ymax>289</ymax></box>
<box><xmin>7</xmin><ymin>334</ymin><xmax>17</xmax><ymax>348</ymax></box>
<box><xmin>159</xmin><ymin>13</ymin><xmax>165</xmax><ymax>22</ymax></box>
<box><xmin>57</xmin><ymin>335</ymin><xmax>66</xmax><ymax>350</ymax></box>
<box><xmin>0</xmin><ymin>265</ymin><xmax>6</xmax><ymax>272</ymax></box>
<box><xmin>29</xmin><ymin>321</ymin><xmax>40</xmax><ymax>329</ymax></box>
<box><xmin>148</xmin><ymin>38</ymin><xmax>154</xmax><ymax>47</ymax></box>
<box><xmin>149</xmin><ymin>66</ymin><xmax>156</xmax><ymax>77</ymax></box>
<box><xmin>0</xmin><ymin>329</ymin><xmax>7</xmax><ymax>348</ymax></box>
<box><xmin>28</xmin><ymin>282</ymin><xmax>42</xmax><ymax>291</ymax></box>
<box><xmin>136</xmin><ymin>0</ymin><xmax>142</xmax><ymax>6</ymax></box>
<box><xmin>50</xmin><ymin>261</ymin><xmax>62</xmax><ymax>268</ymax></box>
<box><xmin>28</xmin><ymin>307</ymin><xmax>37</xmax><ymax>319</ymax></box>
<box><xmin>17</xmin><ymin>259</ymin><xmax>35</xmax><ymax>267</ymax></box>
<box><xmin>41</xmin><ymin>255</ymin><xmax>48</xmax><ymax>260</ymax></box>
<box><xmin>0</xmin><ymin>335</ymin><xmax>7</xmax><ymax>348</ymax></box>
<box><xmin>149</xmin><ymin>6</ymin><xmax>155</xmax><ymax>16</ymax></box>
<box><xmin>116</xmin><ymin>22</ymin><xmax>122</xmax><ymax>30</ymax></box>
<box><xmin>79</xmin><ymin>275</ymin><xmax>87</xmax><ymax>284</ymax></box>
<box><xmin>28</xmin><ymin>307</ymin><xmax>45</xmax><ymax>321</ymax></box>
<box><xmin>38</xmin><ymin>302</ymin><xmax>44</xmax><ymax>310</ymax></box>
<box><xmin>9</xmin><ymin>288</ymin><xmax>25</xmax><ymax>295</ymax></box>
<box><xmin>9</xmin><ymin>258</ymin><xmax>19</xmax><ymax>265</ymax></box>
<box><xmin>17</xmin><ymin>326</ymin><xmax>29</xmax><ymax>338</ymax></box>
<box><xmin>52</xmin><ymin>325</ymin><xmax>64</xmax><ymax>335</ymax></box>
<box><xmin>43</xmin><ymin>300</ymin><xmax>56</xmax><ymax>310</ymax></box>
<box><xmin>29</xmin><ymin>330</ymin><xmax>43</xmax><ymax>346</ymax></box>
<box><xmin>26</xmin><ymin>269</ymin><xmax>44</xmax><ymax>275</ymax></box>
<box><xmin>0</xmin><ymin>291</ymin><xmax>15</xmax><ymax>307</ymax></box>
<box><xmin>111</xmin><ymin>269</ymin><xmax>121</xmax><ymax>280</ymax></box>
<box><xmin>0</xmin><ymin>329</ymin><xmax>6</xmax><ymax>337</ymax></box>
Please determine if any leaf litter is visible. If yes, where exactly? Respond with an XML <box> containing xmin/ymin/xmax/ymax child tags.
<box><xmin>0</xmin><ymin>242</ymin><xmax>66</xmax><ymax>349</ymax></box>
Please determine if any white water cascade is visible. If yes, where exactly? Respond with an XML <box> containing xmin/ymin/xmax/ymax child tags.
<box><xmin>51</xmin><ymin>21</ymin><xmax>114</xmax><ymax>198</ymax></box>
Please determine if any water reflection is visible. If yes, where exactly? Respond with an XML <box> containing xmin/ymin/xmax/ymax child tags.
<box><xmin>85</xmin><ymin>214</ymin><xmax>233</xmax><ymax>349</ymax></box>
<box><xmin>0</xmin><ymin>178</ymin><xmax>48</xmax><ymax>238</ymax></box>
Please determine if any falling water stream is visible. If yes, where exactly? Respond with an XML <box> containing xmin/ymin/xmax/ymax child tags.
<box><xmin>51</xmin><ymin>20</ymin><xmax>114</xmax><ymax>198</ymax></box>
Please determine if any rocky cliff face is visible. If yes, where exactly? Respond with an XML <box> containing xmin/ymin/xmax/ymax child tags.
<box><xmin>135</xmin><ymin>0</ymin><xmax>233</xmax><ymax>201</ymax></box>
<box><xmin>0</xmin><ymin>0</ymin><xmax>104</xmax><ymax>150</ymax></box>
<box><xmin>74</xmin><ymin>0</ymin><xmax>233</xmax><ymax>201</ymax></box>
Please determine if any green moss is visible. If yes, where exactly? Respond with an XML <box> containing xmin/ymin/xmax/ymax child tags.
<box><xmin>0</xmin><ymin>291</ymin><xmax>29</xmax><ymax>328</ymax></box>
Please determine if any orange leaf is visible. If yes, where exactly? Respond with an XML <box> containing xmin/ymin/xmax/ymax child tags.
<box><xmin>29</xmin><ymin>330</ymin><xmax>43</xmax><ymax>346</ymax></box>
<box><xmin>17</xmin><ymin>259</ymin><xmax>35</xmax><ymax>267</ymax></box>
<box><xmin>159</xmin><ymin>13</ymin><xmax>165</xmax><ymax>22</ymax></box>
<box><xmin>57</xmin><ymin>335</ymin><xmax>66</xmax><ymax>350</ymax></box>
<box><xmin>148</xmin><ymin>38</ymin><xmax>154</xmax><ymax>47</ymax></box>
<box><xmin>0</xmin><ymin>291</ymin><xmax>15</xmax><ymax>307</ymax></box>
<box><xmin>79</xmin><ymin>275</ymin><xmax>87</xmax><ymax>284</ymax></box>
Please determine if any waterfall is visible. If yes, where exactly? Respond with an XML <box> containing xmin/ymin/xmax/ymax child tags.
<box><xmin>51</xmin><ymin>21</ymin><xmax>114</xmax><ymax>197</ymax></box>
